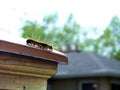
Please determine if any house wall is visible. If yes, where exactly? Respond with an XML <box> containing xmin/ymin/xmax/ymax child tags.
<box><xmin>48</xmin><ymin>79</ymin><xmax>78</xmax><ymax>90</ymax></box>
<box><xmin>48</xmin><ymin>77</ymin><xmax>120</xmax><ymax>90</ymax></box>
<box><xmin>97</xmin><ymin>77</ymin><xmax>110</xmax><ymax>90</ymax></box>
<box><xmin>111</xmin><ymin>77</ymin><xmax>120</xmax><ymax>83</ymax></box>
<box><xmin>48</xmin><ymin>78</ymin><xmax>99</xmax><ymax>90</ymax></box>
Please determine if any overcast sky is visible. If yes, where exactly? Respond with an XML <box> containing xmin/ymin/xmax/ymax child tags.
<box><xmin>0</xmin><ymin>0</ymin><xmax>120</xmax><ymax>37</ymax></box>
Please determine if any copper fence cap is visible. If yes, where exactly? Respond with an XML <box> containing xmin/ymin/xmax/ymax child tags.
<box><xmin>0</xmin><ymin>40</ymin><xmax>68</xmax><ymax>64</ymax></box>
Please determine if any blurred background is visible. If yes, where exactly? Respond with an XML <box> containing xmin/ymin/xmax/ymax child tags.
<box><xmin>0</xmin><ymin>0</ymin><xmax>120</xmax><ymax>60</ymax></box>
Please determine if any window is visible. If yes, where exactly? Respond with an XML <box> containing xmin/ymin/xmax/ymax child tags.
<box><xmin>78</xmin><ymin>80</ymin><xmax>97</xmax><ymax>90</ymax></box>
<box><xmin>82</xmin><ymin>83</ymin><xmax>97</xmax><ymax>90</ymax></box>
<box><xmin>111</xmin><ymin>80</ymin><xmax>120</xmax><ymax>90</ymax></box>
<box><xmin>111</xmin><ymin>84</ymin><xmax>120</xmax><ymax>90</ymax></box>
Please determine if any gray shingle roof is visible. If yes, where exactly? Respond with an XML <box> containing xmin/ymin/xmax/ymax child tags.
<box><xmin>53</xmin><ymin>51</ymin><xmax>120</xmax><ymax>79</ymax></box>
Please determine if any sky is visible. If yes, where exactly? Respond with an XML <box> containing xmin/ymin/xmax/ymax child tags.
<box><xmin>0</xmin><ymin>0</ymin><xmax>120</xmax><ymax>38</ymax></box>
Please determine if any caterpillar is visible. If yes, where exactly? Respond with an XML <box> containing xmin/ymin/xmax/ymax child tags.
<box><xmin>26</xmin><ymin>39</ymin><xmax>53</xmax><ymax>51</ymax></box>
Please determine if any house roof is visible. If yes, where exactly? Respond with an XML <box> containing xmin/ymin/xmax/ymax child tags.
<box><xmin>53</xmin><ymin>51</ymin><xmax>120</xmax><ymax>79</ymax></box>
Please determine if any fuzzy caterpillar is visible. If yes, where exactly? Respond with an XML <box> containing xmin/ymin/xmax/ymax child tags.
<box><xmin>26</xmin><ymin>39</ymin><xmax>53</xmax><ymax>51</ymax></box>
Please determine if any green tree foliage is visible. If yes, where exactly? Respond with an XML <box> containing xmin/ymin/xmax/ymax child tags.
<box><xmin>107</xmin><ymin>15</ymin><xmax>120</xmax><ymax>60</ymax></box>
<box><xmin>22</xmin><ymin>21</ymin><xmax>47</xmax><ymax>40</ymax></box>
<box><xmin>21</xmin><ymin>13</ymin><xmax>80</xmax><ymax>49</ymax></box>
<box><xmin>94</xmin><ymin>29</ymin><xmax>115</xmax><ymax>57</ymax></box>
<box><xmin>83</xmin><ymin>15</ymin><xmax>120</xmax><ymax>60</ymax></box>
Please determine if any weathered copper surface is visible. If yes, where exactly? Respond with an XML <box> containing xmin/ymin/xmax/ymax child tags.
<box><xmin>0</xmin><ymin>40</ymin><xmax>68</xmax><ymax>64</ymax></box>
